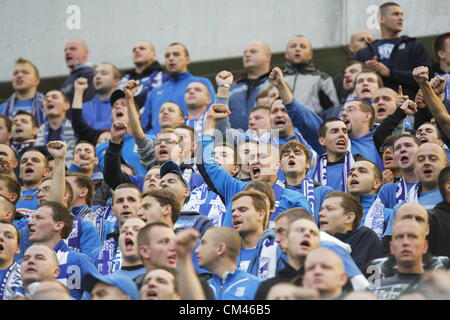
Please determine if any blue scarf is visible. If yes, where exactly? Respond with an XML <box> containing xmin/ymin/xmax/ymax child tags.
<box><xmin>395</xmin><ymin>177</ymin><xmax>409</xmax><ymax>203</ymax></box>
<box><xmin>96</xmin><ymin>237</ymin><xmax>122</xmax><ymax>275</ymax></box>
<box><xmin>184</xmin><ymin>184</ymin><xmax>226</xmax><ymax>227</ymax></box>
<box><xmin>2</xmin><ymin>92</ymin><xmax>45</xmax><ymax>125</ymax></box>
<box><xmin>0</xmin><ymin>263</ymin><xmax>22</xmax><ymax>300</ymax></box>
<box><xmin>66</xmin><ymin>216</ymin><xmax>83</xmax><ymax>252</ymax></box>
<box><xmin>271</xmin><ymin>180</ymin><xmax>286</xmax><ymax>219</ymax></box>
<box><xmin>301</xmin><ymin>178</ymin><xmax>316</xmax><ymax>218</ymax></box>
<box><xmin>313</xmin><ymin>151</ymin><xmax>354</xmax><ymax>192</ymax></box>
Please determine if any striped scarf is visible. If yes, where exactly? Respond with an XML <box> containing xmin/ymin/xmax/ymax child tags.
<box><xmin>0</xmin><ymin>263</ymin><xmax>22</xmax><ymax>300</ymax></box>
<box><xmin>301</xmin><ymin>178</ymin><xmax>316</xmax><ymax>222</ymax></box>
<box><xmin>96</xmin><ymin>237</ymin><xmax>122</xmax><ymax>275</ymax></box>
<box><xmin>35</xmin><ymin>118</ymin><xmax>76</xmax><ymax>166</ymax></box>
<box><xmin>2</xmin><ymin>92</ymin><xmax>45</xmax><ymax>125</ymax></box>
<box><xmin>271</xmin><ymin>180</ymin><xmax>286</xmax><ymax>219</ymax></box>
<box><xmin>313</xmin><ymin>151</ymin><xmax>354</xmax><ymax>192</ymax></box>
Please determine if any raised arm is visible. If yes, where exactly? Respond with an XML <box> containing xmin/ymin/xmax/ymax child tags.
<box><xmin>413</xmin><ymin>66</ymin><xmax>450</xmax><ymax>137</ymax></box>
<box><xmin>103</xmin><ymin>121</ymin><xmax>133</xmax><ymax>190</ymax></box>
<box><xmin>47</xmin><ymin>141</ymin><xmax>67</xmax><ymax>205</ymax></box>
<box><xmin>71</xmin><ymin>78</ymin><xmax>100</xmax><ymax>144</ymax></box>
<box><xmin>123</xmin><ymin>80</ymin><xmax>156</xmax><ymax>169</ymax></box>
<box><xmin>175</xmin><ymin>229</ymin><xmax>206</xmax><ymax>300</ymax></box>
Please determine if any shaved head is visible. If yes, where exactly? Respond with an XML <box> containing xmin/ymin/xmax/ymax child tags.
<box><xmin>206</xmin><ymin>227</ymin><xmax>241</xmax><ymax>260</ymax></box>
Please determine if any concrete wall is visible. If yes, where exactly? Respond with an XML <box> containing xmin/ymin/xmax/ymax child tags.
<box><xmin>1</xmin><ymin>0</ymin><xmax>449</xmax><ymax>83</ymax></box>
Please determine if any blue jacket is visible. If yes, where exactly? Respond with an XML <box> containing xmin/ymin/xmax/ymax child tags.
<box><xmin>285</xmin><ymin>99</ymin><xmax>325</xmax><ymax>155</ymax></box>
<box><xmin>53</xmin><ymin>240</ymin><xmax>100</xmax><ymax>300</ymax></box>
<box><xmin>141</xmin><ymin>71</ymin><xmax>215</xmax><ymax>135</ymax></box>
<box><xmin>81</xmin><ymin>95</ymin><xmax>113</xmax><ymax>130</ymax></box>
<box><xmin>208</xmin><ymin>269</ymin><xmax>262</xmax><ymax>300</ymax></box>
<box><xmin>228</xmin><ymin>73</ymin><xmax>270</xmax><ymax>131</ymax></box>
<box><xmin>350</xmin><ymin>129</ymin><xmax>384</xmax><ymax>170</ymax></box>
<box><xmin>16</xmin><ymin>189</ymin><xmax>39</xmax><ymax>217</ymax></box>
<box><xmin>96</xmin><ymin>133</ymin><xmax>150</xmax><ymax>176</ymax></box>
<box><xmin>199</xmin><ymin>135</ymin><xmax>313</xmax><ymax>228</ymax></box>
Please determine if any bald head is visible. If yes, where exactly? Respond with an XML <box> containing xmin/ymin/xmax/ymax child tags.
<box><xmin>32</xmin><ymin>280</ymin><xmax>71</xmax><ymax>300</ymax></box>
<box><xmin>285</xmin><ymin>35</ymin><xmax>313</xmax><ymax>64</ymax></box>
<box><xmin>243</xmin><ymin>41</ymin><xmax>271</xmax><ymax>74</ymax></box>
<box><xmin>21</xmin><ymin>244</ymin><xmax>60</xmax><ymax>288</ymax></box>
<box><xmin>207</xmin><ymin>227</ymin><xmax>241</xmax><ymax>260</ymax></box>
<box><xmin>303</xmin><ymin>248</ymin><xmax>348</xmax><ymax>299</ymax></box>
<box><xmin>64</xmin><ymin>38</ymin><xmax>89</xmax><ymax>69</ymax></box>
<box><xmin>396</xmin><ymin>203</ymin><xmax>429</xmax><ymax>227</ymax></box>
<box><xmin>348</xmin><ymin>30</ymin><xmax>374</xmax><ymax>54</ymax></box>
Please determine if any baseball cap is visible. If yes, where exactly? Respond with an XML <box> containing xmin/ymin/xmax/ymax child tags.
<box><xmin>110</xmin><ymin>89</ymin><xmax>126</xmax><ymax>106</ymax></box>
<box><xmin>160</xmin><ymin>161</ymin><xmax>190</xmax><ymax>189</ymax></box>
<box><xmin>82</xmin><ymin>273</ymin><xmax>139</xmax><ymax>300</ymax></box>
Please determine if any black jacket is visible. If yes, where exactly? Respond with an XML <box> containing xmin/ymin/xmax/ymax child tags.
<box><xmin>335</xmin><ymin>226</ymin><xmax>384</xmax><ymax>272</ymax></box>
<box><xmin>254</xmin><ymin>263</ymin><xmax>303</xmax><ymax>300</ymax></box>
<box><xmin>355</xmin><ymin>36</ymin><xmax>432</xmax><ymax>99</ymax></box>
<box><xmin>428</xmin><ymin>201</ymin><xmax>450</xmax><ymax>258</ymax></box>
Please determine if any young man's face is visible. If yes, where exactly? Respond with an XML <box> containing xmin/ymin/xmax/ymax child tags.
<box><xmin>119</xmin><ymin>217</ymin><xmax>145</xmax><ymax>262</ymax></box>
<box><xmin>0</xmin><ymin>118</ymin><xmax>11</xmax><ymax>145</ymax></box>
<box><xmin>132</xmin><ymin>40</ymin><xmax>155</xmax><ymax>67</ymax></box>
<box><xmin>284</xmin><ymin>36</ymin><xmax>313</xmax><ymax>65</ymax></box>
<box><xmin>164</xmin><ymin>44</ymin><xmax>190</xmax><ymax>73</ymax></box>
<box><xmin>319</xmin><ymin>121</ymin><xmax>348</xmax><ymax>155</ymax></box>
<box><xmin>155</xmin><ymin>132</ymin><xmax>183</xmax><ymax>163</ymax></box>
<box><xmin>140</xmin><ymin>269</ymin><xmax>178</xmax><ymax>300</ymax></box>
<box><xmin>195</xmin><ymin>229</ymin><xmax>219</xmax><ymax>270</ymax></box>
<box><xmin>281</xmin><ymin>146</ymin><xmax>310</xmax><ymax>177</ymax></box>
<box><xmin>372</xmin><ymin>88</ymin><xmax>397</xmax><ymax>123</ymax></box>
<box><xmin>73</xmin><ymin>142</ymin><xmax>98</xmax><ymax>171</ymax></box>
<box><xmin>43</xmin><ymin>90</ymin><xmax>69</xmax><ymax>118</ymax></box>
<box><xmin>0</xmin><ymin>223</ymin><xmax>20</xmax><ymax>264</ymax></box>
<box><xmin>319</xmin><ymin>197</ymin><xmax>351</xmax><ymax>235</ymax></box>
<box><xmin>382</xmin><ymin>145</ymin><xmax>396</xmax><ymax>170</ymax></box>
<box><xmin>144</xmin><ymin>168</ymin><xmax>161</xmax><ymax>192</ymax></box>
<box><xmin>271</xmin><ymin>100</ymin><xmax>294</xmax><ymax>138</ymax></box>
<box><xmin>341</xmin><ymin>101</ymin><xmax>370</xmax><ymax>134</ymax></box>
<box><xmin>243</xmin><ymin>41</ymin><xmax>269</xmax><ymax>70</ymax></box>
<box><xmin>0</xmin><ymin>144</ymin><xmax>18</xmax><ymax>175</ymax></box>
<box><xmin>19</xmin><ymin>150</ymin><xmax>47</xmax><ymax>186</ymax></box>
<box><xmin>12</xmin><ymin>114</ymin><xmax>37</xmax><ymax>141</ymax></box>
<box><xmin>214</xmin><ymin>145</ymin><xmax>238</xmax><ymax>175</ymax></box>
<box><xmin>248</xmin><ymin>108</ymin><xmax>271</xmax><ymax>133</ymax></box>
<box><xmin>354</xmin><ymin>72</ymin><xmax>379</xmax><ymax>99</ymax></box>
<box><xmin>112</xmin><ymin>188</ymin><xmax>141</xmax><ymax>223</ymax></box>
<box><xmin>12</xmin><ymin>62</ymin><xmax>39</xmax><ymax>91</ymax></box>
<box><xmin>393</xmin><ymin>137</ymin><xmax>419</xmax><ymax>171</ymax></box>
<box><xmin>160</xmin><ymin>173</ymin><xmax>187</xmax><ymax>203</ymax></box>
<box><xmin>416</xmin><ymin>124</ymin><xmax>440</xmax><ymax>144</ymax></box>
<box><xmin>380</xmin><ymin>5</ymin><xmax>404</xmax><ymax>34</ymax></box>
<box><xmin>184</xmin><ymin>82</ymin><xmax>210</xmax><ymax>108</ymax></box>
<box><xmin>286</xmin><ymin>219</ymin><xmax>320</xmax><ymax>260</ymax></box>
<box><xmin>248</xmin><ymin>143</ymin><xmax>280</xmax><ymax>182</ymax></box>
<box><xmin>347</xmin><ymin>161</ymin><xmax>381</xmax><ymax>195</ymax></box>
<box><xmin>138</xmin><ymin>195</ymin><xmax>166</xmax><ymax>224</ymax></box>
<box><xmin>159</xmin><ymin>103</ymin><xmax>184</xmax><ymax>130</ymax></box>
<box><xmin>93</xmin><ymin>64</ymin><xmax>118</xmax><ymax>93</ymax></box>
<box><xmin>111</xmin><ymin>98</ymin><xmax>129</xmax><ymax>123</ymax></box>
<box><xmin>143</xmin><ymin>226</ymin><xmax>177</xmax><ymax>270</ymax></box>
<box><xmin>231</xmin><ymin>196</ymin><xmax>264</xmax><ymax>236</ymax></box>
<box><xmin>28</xmin><ymin>206</ymin><xmax>59</xmax><ymax>243</ymax></box>
<box><xmin>343</xmin><ymin>63</ymin><xmax>363</xmax><ymax>91</ymax></box>
<box><xmin>415</xmin><ymin>143</ymin><xmax>447</xmax><ymax>188</ymax></box>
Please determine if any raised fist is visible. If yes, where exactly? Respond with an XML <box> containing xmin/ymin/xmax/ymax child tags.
<box><xmin>47</xmin><ymin>141</ymin><xmax>67</xmax><ymax>160</ymax></box>
<box><xmin>400</xmin><ymin>99</ymin><xmax>418</xmax><ymax>115</ymax></box>
<box><xmin>412</xmin><ymin>66</ymin><xmax>429</xmax><ymax>85</ymax></box>
<box><xmin>206</xmin><ymin>103</ymin><xmax>231</xmax><ymax>120</ymax></box>
<box><xmin>124</xmin><ymin>80</ymin><xmax>139</xmax><ymax>99</ymax></box>
<box><xmin>175</xmin><ymin>228</ymin><xmax>200</xmax><ymax>258</ymax></box>
<box><xmin>269</xmin><ymin>67</ymin><xmax>285</xmax><ymax>87</ymax></box>
<box><xmin>74</xmin><ymin>77</ymin><xmax>89</xmax><ymax>92</ymax></box>
<box><xmin>215</xmin><ymin>71</ymin><xmax>234</xmax><ymax>86</ymax></box>
<box><xmin>429</xmin><ymin>76</ymin><xmax>446</xmax><ymax>95</ymax></box>
<box><xmin>110</xmin><ymin>121</ymin><xmax>128</xmax><ymax>144</ymax></box>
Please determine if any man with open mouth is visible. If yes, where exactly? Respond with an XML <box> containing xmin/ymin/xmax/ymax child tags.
<box><xmin>0</xmin><ymin>221</ymin><xmax>22</xmax><ymax>300</ymax></box>
<box><xmin>0</xmin><ymin>58</ymin><xmax>46</xmax><ymax>127</ymax></box>
<box><xmin>319</xmin><ymin>191</ymin><xmax>383</xmax><ymax>272</ymax></box>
